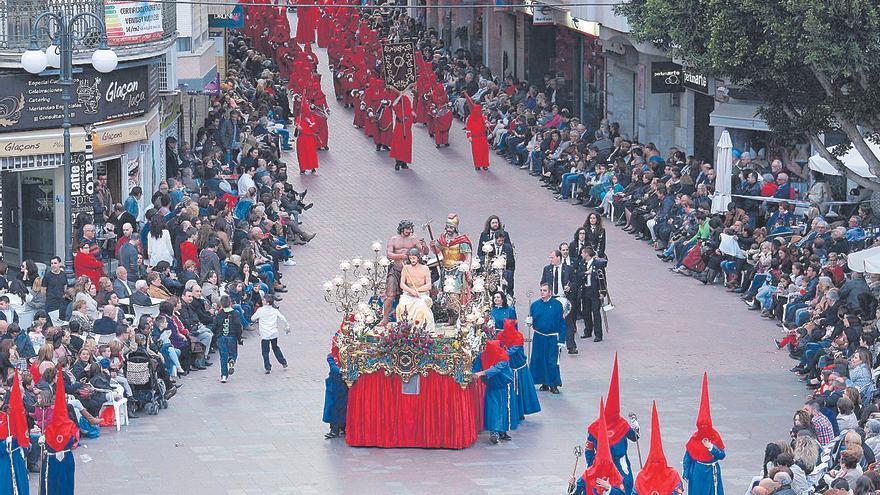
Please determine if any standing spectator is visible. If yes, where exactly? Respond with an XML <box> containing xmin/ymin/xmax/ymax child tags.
<box><xmin>124</xmin><ymin>186</ymin><xmax>143</xmax><ymax>219</ymax></box>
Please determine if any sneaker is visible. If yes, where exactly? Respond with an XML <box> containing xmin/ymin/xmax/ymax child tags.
<box><xmin>283</xmin><ymin>259</ymin><xmax>297</xmax><ymax>266</ymax></box>
<box><xmin>228</xmin><ymin>359</ymin><xmax>235</xmax><ymax>375</ymax></box>
<box><xmin>265</xmin><ymin>369</ymin><xmax>271</xmax><ymax>374</ymax></box>
<box><xmin>220</xmin><ymin>376</ymin><xmax>227</xmax><ymax>383</ymax></box>
<box><xmin>282</xmin><ymin>363</ymin><xmax>289</xmax><ymax>369</ymax></box>
<box><xmin>489</xmin><ymin>432</ymin><xmax>499</xmax><ymax>444</ymax></box>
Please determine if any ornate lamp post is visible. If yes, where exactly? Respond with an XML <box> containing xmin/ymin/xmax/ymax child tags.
<box><xmin>20</xmin><ymin>11</ymin><xmax>118</xmax><ymax>280</ymax></box>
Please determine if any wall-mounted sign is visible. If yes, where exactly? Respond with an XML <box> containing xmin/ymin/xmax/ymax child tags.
<box><xmin>105</xmin><ymin>1</ymin><xmax>164</xmax><ymax>46</ymax></box>
<box><xmin>0</xmin><ymin>64</ymin><xmax>154</xmax><ymax>133</ymax></box>
<box><xmin>208</xmin><ymin>5</ymin><xmax>244</xmax><ymax>29</ymax></box>
<box><xmin>532</xmin><ymin>4</ymin><xmax>554</xmax><ymax>25</ymax></box>
<box><xmin>650</xmin><ymin>61</ymin><xmax>684</xmax><ymax>94</ymax></box>
<box><xmin>682</xmin><ymin>69</ymin><xmax>710</xmax><ymax>94</ymax></box>
<box><xmin>70</xmin><ymin>134</ymin><xmax>95</xmax><ymax>220</ymax></box>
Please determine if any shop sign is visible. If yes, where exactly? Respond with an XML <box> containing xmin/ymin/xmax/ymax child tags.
<box><xmin>70</xmin><ymin>134</ymin><xmax>95</xmax><ymax>218</ymax></box>
<box><xmin>0</xmin><ymin>130</ymin><xmax>87</xmax><ymax>157</ymax></box>
<box><xmin>208</xmin><ymin>5</ymin><xmax>244</xmax><ymax>29</ymax></box>
<box><xmin>105</xmin><ymin>1</ymin><xmax>164</xmax><ymax>46</ymax></box>
<box><xmin>650</xmin><ymin>61</ymin><xmax>684</xmax><ymax>94</ymax></box>
<box><xmin>682</xmin><ymin>69</ymin><xmax>710</xmax><ymax>94</ymax></box>
<box><xmin>0</xmin><ymin>65</ymin><xmax>153</xmax><ymax>133</ymax></box>
<box><xmin>532</xmin><ymin>4</ymin><xmax>554</xmax><ymax>25</ymax></box>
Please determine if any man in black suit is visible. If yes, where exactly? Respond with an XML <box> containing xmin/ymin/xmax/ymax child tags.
<box><xmin>577</xmin><ymin>246</ymin><xmax>608</xmax><ymax>342</ymax></box>
<box><xmin>130</xmin><ymin>280</ymin><xmax>154</xmax><ymax>306</ymax></box>
<box><xmin>540</xmin><ymin>249</ymin><xmax>578</xmax><ymax>354</ymax></box>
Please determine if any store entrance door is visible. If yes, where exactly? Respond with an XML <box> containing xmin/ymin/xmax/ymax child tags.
<box><xmin>1</xmin><ymin>169</ymin><xmax>57</xmax><ymax>265</ymax></box>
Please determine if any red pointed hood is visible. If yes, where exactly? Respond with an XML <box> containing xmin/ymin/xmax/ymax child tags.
<box><xmin>685</xmin><ymin>373</ymin><xmax>725</xmax><ymax>462</ymax></box>
<box><xmin>583</xmin><ymin>398</ymin><xmax>624</xmax><ymax>493</ymax></box>
<box><xmin>481</xmin><ymin>340</ymin><xmax>509</xmax><ymax>371</ymax></box>
<box><xmin>330</xmin><ymin>335</ymin><xmax>340</xmax><ymax>366</ymax></box>
<box><xmin>589</xmin><ymin>354</ymin><xmax>631</xmax><ymax>444</ymax></box>
<box><xmin>635</xmin><ymin>402</ymin><xmax>682</xmax><ymax>495</ymax></box>
<box><xmin>497</xmin><ymin>319</ymin><xmax>524</xmax><ymax>349</ymax></box>
<box><xmin>465</xmin><ymin>102</ymin><xmax>486</xmax><ymax>133</ymax></box>
<box><xmin>2</xmin><ymin>372</ymin><xmax>30</xmax><ymax>448</ymax></box>
<box><xmin>44</xmin><ymin>369</ymin><xmax>79</xmax><ymax>451</ymax></box>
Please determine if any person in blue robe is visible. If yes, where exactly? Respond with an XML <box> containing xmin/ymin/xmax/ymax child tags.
<box><xmin>497</xmin><ymin>319</ymin><xmax>540</xmax><ymax>417</ymax></box>
<box><xmin>529</xmin><ymin>283</ymin><xmax>565</xmax><ymax>393</ymax></box>
<box><xmin>572</xmin><ymin>477</ymin><xmax>627</xmax><ymax>495</ymax></box>
<box><xmin>41</xmin><ymin>372</ymin><xmax>78</xmax><ymax>495</ymax></box>
<box><xmin>322</xmin><ymin>339</ymin><xmax>348</xmax><ymax>439</ymax></box>
<box><xmin>683</xmin><ymin>373</ymin><xmax>725</xmax><ymax>495</ymax></box>
<box><xmin>585</xmin><ymin>356</ymin><xmax>638</xmax><ymax>495</ymax></box>
<box><xmin>0</xmin><ymin>437</ymin><xmax>29</xmax><ymax>495</ymax></box>
<box><xmin>489</xmin><ymin>291</ymin><xmax>517</xmax><ymax>332</ymax></box>
<box><xmin>473</xmin><ymin>340</ymin><xmax>520</xmax><ymax>444</ymax></box>
<box><xmin>572</xmin><ymin>399</ymin><xmax>626</xmax><ymax>495</ymax></box>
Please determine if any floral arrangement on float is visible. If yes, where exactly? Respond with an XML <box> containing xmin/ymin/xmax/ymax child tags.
<box><xmin>322</xmin><ymin>242</ymin><xmax>496</xmax><ymax>388</ymax></box>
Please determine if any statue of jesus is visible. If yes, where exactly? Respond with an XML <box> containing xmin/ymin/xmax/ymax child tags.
<box><xmin>395</xmin><ymin>248</ymin><xmax>435</xmax><ymax>333</ymax></box>
<box><xmin>381</xmin><ymin>219</ymin><xmax>429</xmax><ymax>325</ymax></box>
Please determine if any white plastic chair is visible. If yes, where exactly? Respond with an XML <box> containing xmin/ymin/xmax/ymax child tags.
<box><xmin>132</xmin><ymin>303</ymin><xmax>160</xmax><ymax>321</ymax></box>
<box><xmin>102</xmin><ymin>396</ymin><xmax>129</xmax><ymax>431</ymax></box>
<box><xmin>47</xmin><ymin>309</ymin><xmax>68</xmax><ymax>328</ymax></box>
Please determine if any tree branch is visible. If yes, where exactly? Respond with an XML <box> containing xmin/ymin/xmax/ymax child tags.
<box><xmin>807</xmin><ymin>134</ymin><xmax>880</xmax><ymax>191</ymax></box>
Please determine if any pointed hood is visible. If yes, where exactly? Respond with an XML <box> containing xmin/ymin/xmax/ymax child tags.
<box><xmin>685</xmin><ymin>373</ymin><xmax>725</xmax><ymax>462</ymax></box>
<box><xmin>583</xmin><ymin>398</ymin><xmax>624</xmax><ymax>493</ymax></box>
<box><xmin>2</xmin><ymin>371</ymin><xmax>30</xmax><ymax>448</ymax></box>
<box><xmin>465</xmin><ymin>97</ymin><xmax>486</xmax><ymax>133</ymax></box>
<box><xmin>44</xmin><ymin>369</ymin><xmax>79</xmax><ymax>452</ymax></box>
<box><xmin>634</xmin><ymin>402</ymin><xmax>681</xmax><ymax>495</ymax></box>
<box><xmin>588</xmin><ymin>354</ymin><xmax>631</xmax><ymax>444</ymax></box>
<box><xmin>497</xmin><ymin>319</ymin><xmax>523</xmax><ymax>349</ymax></box>
<box><xmin>480</xmin><ymin>340</ymin><xmax>509</xmax><ymax>371</ymax></box>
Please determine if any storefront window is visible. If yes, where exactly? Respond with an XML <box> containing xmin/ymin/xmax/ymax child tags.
<box><xmin>581</xmin><ymin>35</ymin><xmax>604</xmax><ymax>131</ymax></box>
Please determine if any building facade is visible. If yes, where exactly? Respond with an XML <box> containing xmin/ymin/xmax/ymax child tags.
<box><xmin>0</xmin><ymin>0</ymin><xmax>178</xmax><ymax>264</ymax></box>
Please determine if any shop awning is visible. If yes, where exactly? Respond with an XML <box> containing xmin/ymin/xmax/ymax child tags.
<box><xmin>92</xmin><ymin>108</ymin><xmax>160</xmax><ymax>148</ymax></box>
<box><xmin>808</xmin><ymin>140</ymin><xmax>878</xmax><ymax>179</ymax></box>
<box><xmin>0</xmin><ymin>127</ymin><xmax>88</xmax><ymax>157</ymax></box>
<box><xmin>709</xmin><ymin>101</ymin><xmax>769</xmax><ymax>131</ymax></box>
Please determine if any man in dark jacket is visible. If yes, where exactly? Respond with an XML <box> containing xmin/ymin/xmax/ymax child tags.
<box><xmin>180</xmin><ymin>289</ymin><xmax>214</xmax><ymax>366</ymax></box>
<box><xmin>839</xmin><ymin>272</ymin><xmax>871</xmax><ymax>311</ymax></box>
<box><xmin>218</xmin><ymin>110</ymin><xmax>242</xmax><ymax>165</ymax></box>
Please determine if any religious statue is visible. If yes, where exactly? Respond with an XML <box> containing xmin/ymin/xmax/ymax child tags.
<box><xmin>395</xmin><ymin>248</ymin><xmax>435</xmax><ymax>333</ymax></box>
<box><xmin>381</xmin><ymin>219</ymin><xmax>429</xmax><ymax>325</ymax></box>
<box><xmin>433</xmin><ymin>213</ymin><xmax>472</xmax><ymax>324</ymax></box>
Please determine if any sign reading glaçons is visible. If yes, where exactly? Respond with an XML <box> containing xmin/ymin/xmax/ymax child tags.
<box><xmin>0</xmin><ymin>64</ymin><xmax>155</xmax><ymax>133</ymax></box>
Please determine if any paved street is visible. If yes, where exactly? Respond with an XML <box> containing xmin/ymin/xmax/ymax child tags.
<box><xmin>62</xmin><ymin>34</ymin><xmax>805</xmax><ymax>495</ymax></box>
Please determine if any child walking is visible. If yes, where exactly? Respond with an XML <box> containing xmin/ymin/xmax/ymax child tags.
<box><xmin>214</xmin><ymin>295</ymin><xmax>242</xmax><ymax>383</ymax></box>
<box><xmin>251</xmin><ymin>294</ymin><xmax>289</xmax><ymax>374</ymax></box>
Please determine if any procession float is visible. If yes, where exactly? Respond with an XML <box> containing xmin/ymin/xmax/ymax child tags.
<box><xmin>322</xmin><ymin>216</ymin><xmax>515</xmax><ymax>448</ymax></box>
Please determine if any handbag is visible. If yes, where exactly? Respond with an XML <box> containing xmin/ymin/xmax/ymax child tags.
<box><xmin>682</xmin><ymin>241</ymin><xmax>706</xmax><ymax>273</ymax></box>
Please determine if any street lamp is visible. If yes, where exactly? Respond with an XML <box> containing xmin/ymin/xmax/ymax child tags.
<box><xmin>20</xmin><ymin>12</ymin><xmax>117</xmax><ymax>281</ymax></box>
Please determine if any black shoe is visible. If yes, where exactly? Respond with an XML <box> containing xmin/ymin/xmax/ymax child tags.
<box><xmin>489</xmin><ymin>432</ymin><xmax>499</xmax><ymax>444</ymax></box>
<box><xmin>539</xmin><ymin>385</ymin><xmax>549</xmax><ymax>391</ymax></box>
<box><xmin>204</xmin><ymin>361</ymin><xmax>213</xmax><ymax>367</ymax></box>
<box><xmin>593</xmin><ymin>337</ymin><xmax>603</xmax><ymax>342</ymax></box>
<box><xmin>395</xmin><ymin>162</ymin><xmax>401</xmax><ymax>171</ymax></box>
<box><xmin>265</xmin><ymin>369</ymin><xmax>271</xmax><ymax>374</ymax></box>
<box><xmin>324</xmin><ymin>431</ymin><xmax>339</xmax><ymax>439</ymax></box>
<box><xmin>228</xmin><ymin>359</ymin><xmax>236</xmax><ymax>375</ymax></box>
<box><xmin>789</xmin><ymin>365</ymin><xmax>804</xmax><ymax>373</ymax></box>
<box><xmin>580</xmin><ymin>334</ymin><xmax>589</xmax><ymax>339</ymax></box>
<box><xmin>500</xmin><ymin>433</ymin><xmax>512</xmax><ymax>441</ymax></box>
<box><xmin>567</xmin><ymin>349</ymin><xmax>579</xmax><ymax>354</ymax></box>
<box><xmin>550</xmin><ymin>386</ymin><xmax>560</xmax><ymax>394</ymax></box>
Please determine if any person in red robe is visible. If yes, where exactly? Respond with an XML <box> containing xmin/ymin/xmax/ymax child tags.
<box><xmin>352</xmin><ymin>70</ymin><xmax>368</xmax><ymax>129</ymax></box>
<box><xmin>0</xmin><ymin>372</ymin><xmax>30</xmax><ymax>494</ymax></box>
<box><xmin>41</xmin><ymin>370</ymin><xmax>80</xmax><ymax>493</ymax></box>
<box><xmin>316</xmin><ymin>1</ymin><xmax>332</xmax><ymax>47</ymax></box>
<box><xmin>296</xmin><ymin>106</ymin><xmax>320</xmax><ymax>174</ymax></box>
<box><xmin>634</xmin><ymin>402</ymin><xmax>683</xmax><ymax>495</ymax></box>
<box><xmin>430</xmin><ymin>81</ymin><xmax>453</xmax><ymax>148</ymax></box>
<box><xmin>373</xmin><ymin>83</ymin><xmax>393</xmax><ymax>152</ymax></box>
<box><xmin>390</xmin><ymin>92</ymin><xmax>414</xmax><ymax>171</ymax></box>
<box><xmin>413</xmin><ymin>60</ymin><xmax>431</xmax><ymax>125</ymax></box>
<box><xmin>295</xmin><ymin>0</ymin><xmax>318</xmax><ymax>44</ymax></box>
<box><xmin>465</xmin><ymin>96</ymin><xmax>490</xmax><ymax>171</ymax></box>
<box><xmin>362</xmin><ymin>78</ymin><xmax>382</xmax><ymax>139</ymax></box>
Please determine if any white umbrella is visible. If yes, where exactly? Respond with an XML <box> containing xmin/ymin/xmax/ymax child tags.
<box><xmin>711</xmin><ymin>130</ymin><xmax>733</xmax><ymax>213</ymax></box>
<box><xmin>847</xmin><ymin>245</ymin><xmax>880</xmax><ymax>272</ymax></box>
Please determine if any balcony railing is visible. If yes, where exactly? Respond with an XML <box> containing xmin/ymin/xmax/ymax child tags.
<box><xmin>0</xmin><ymin>0</ymin><xmax>176</xmax><ymax>62</ymax></box>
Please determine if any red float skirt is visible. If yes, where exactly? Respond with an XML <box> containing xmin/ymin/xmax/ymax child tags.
<box><xmin>345</xmin><ymin>371</ymin><xmax>484</xmax><ymax>449</ymax></box>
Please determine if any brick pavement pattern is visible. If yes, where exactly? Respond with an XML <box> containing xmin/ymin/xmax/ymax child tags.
<box><xmin>61</xmin><ymin>22</ymin><xmax>804</xmax><ymax>494</ymax></box>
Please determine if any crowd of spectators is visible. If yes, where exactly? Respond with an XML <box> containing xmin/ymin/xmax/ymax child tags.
<box><xmin>456</xmin><ymin>71</ymin><xmax>880</xmax><ymax>494</ymax></box>
<box><xmin>0</xmin><ymin>28</ymin><xmax>313</xmax><ymax>462</ymax></box>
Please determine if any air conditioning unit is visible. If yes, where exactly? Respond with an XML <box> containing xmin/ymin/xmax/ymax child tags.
<box><xmin>158</xmin><ymin>52</ymin><xmax>179</xmax><ymax>94</ymax></box>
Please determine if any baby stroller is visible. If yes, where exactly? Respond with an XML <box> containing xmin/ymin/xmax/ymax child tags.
<box><xmin>125</xmin><ymin>349</ymin><xmax>168</xmax><ymax>415</ymax></box>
